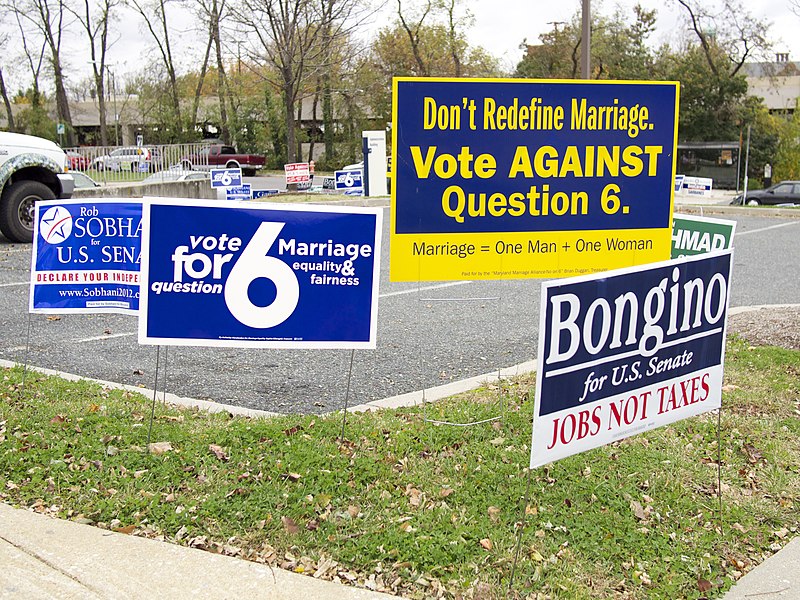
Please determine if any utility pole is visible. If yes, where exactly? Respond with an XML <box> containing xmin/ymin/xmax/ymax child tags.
<box><xmin>581</xmin><ymin>0</ymin><xmax>591</xmax><ymax>78</ymax></box>
<box><xmin>743</xmin><ymin>124</ymin><xmax>751</xmax><ymax>195</ymax></box>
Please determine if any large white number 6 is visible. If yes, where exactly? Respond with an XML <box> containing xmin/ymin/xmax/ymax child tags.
<box><xmin>224</xmin><ymin>222</ymin><xmax>299</xmax><ymax>329</ymax></box>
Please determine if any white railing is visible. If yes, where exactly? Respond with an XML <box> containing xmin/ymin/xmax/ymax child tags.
<box><xmin>64</xmin><ymin>142</ymin><xmax>211</xmax><ymax>184</ymax></box>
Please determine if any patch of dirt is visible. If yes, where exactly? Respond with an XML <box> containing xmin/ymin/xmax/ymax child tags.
<box><xmin>727</xmin><ymin>307</ymin><xmax>800</xmax><ymax>350</ymax></box>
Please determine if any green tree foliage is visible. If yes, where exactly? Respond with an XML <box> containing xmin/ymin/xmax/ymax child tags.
<box><xmin>127</xmin><ymin>69</ymin><xmax>197</xmax><ymax>143</ymax></box>
<box><xmin>13</xmin><ymin>87</ymin><xmax>55</xmax><ymax>139</ymax></box>
<box><xmin>659</xmin><ymin>45</ymin><xmax>749</xmax><ymax>141</ymax></box>
<box><xmin>514</xmin><ymin>5</ymin><xmax>658</xmax><ymax>80</ymax></box>
<box><xmin>768</xmin><ymin>105</ymin><xmax>800</xmax><ymax>182</ymax></box>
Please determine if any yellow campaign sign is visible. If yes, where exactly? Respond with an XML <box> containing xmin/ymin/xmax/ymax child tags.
<box><xmin>390</xmin><ymin>77</ymin><xmax>680</xmax><ymax>281</ymax></box>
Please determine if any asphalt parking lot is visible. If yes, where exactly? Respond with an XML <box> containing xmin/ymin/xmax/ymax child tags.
<box><xmin>2</xmin><ymin>200</ymin><xmax>799</xmax><ymax>415</ymax></box>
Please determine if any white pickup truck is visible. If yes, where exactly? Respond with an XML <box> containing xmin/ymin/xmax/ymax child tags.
<box><xmin>0</xmin><ymin>131</ymin><xmax>75</xmax><ymax>242</ymax></box>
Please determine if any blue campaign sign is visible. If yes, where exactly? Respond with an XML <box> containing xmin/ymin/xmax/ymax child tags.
<box><xmin>252</xmin><ymin>189</ymin><xmax>280</xmax><ymax>199</ymax></box>
<box><xmin>210</xmin><ymin>168</ymin><xmax>243</xmax><ymax>188</ymax></box>
<box><xmin>30</xmin><ymin>199</ymin><xmax>142</xmax><ymax>315</ymax></box>
<box><xmin>139</xmin><ymin>199</ymin><xmax>383</xmax><ymax>348</ymax></box>
<box><xmin>225</xmin><ymin>184</ymin><xmax>252</xmax><ymax>201</ymax></box>
<box><xmin>530</xmin><ymin>250</ymin><xmax>733</xmax><ymax>468</ymax></box>
<box><xmin>334</xmin><ymin>169</ymin><xmax>364</xmax><ymax>193</ymax></box>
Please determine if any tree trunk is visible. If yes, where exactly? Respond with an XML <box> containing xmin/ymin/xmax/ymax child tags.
<box><xmin>192</xmin><ymin>30</ymin><xmax>213</xmax><ymax>128</ymax></box>
<box><xmin>283</xmin><ymin>76</ymin><xmax>296</xmax><ymax>163</ymax></box>
<box><xmin>0</xmin><ymin>69</ymin><xmax>15</xmax><ymax>131</ymax></box>
<box><xmin>94</xmin><ymin>73</ymin><xmax>109</xmax><ymax>146</ymax></box>
<box><xmin>52</xmin><ymin>61</ymin><xmax>74</xmax><ymax>145</ymax></box>
<box><xmin>322</xmin><ymin>70</ymin><xmax>333</xmax><ymax>164</ymax></box>
<box><xmin>211</xmin><ymin>0</ymin><xmax>231</xmax><ymax>145</ymax></box>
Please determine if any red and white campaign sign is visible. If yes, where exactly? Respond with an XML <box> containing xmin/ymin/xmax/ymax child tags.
<box><xmin>530</xmin><ymin>250</ymin><xmax>733</xmax><ymax>468</ymax></box>
<box><xmin>284</xmin><ymin>162</ymin><xmax>311</xmax><ymax>185</ymax></box>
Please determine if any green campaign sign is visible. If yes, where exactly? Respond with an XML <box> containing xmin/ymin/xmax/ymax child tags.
<box><xmin>671</xmin><ymin>213</ymin><xmax>736</xmax><ymax>258</ymax></box>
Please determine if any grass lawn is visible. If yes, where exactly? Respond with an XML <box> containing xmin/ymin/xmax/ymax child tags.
<box><xmin>1</xmin><ymin>336</ymin><xmax>798</xmax><ymax>599</ymax></box>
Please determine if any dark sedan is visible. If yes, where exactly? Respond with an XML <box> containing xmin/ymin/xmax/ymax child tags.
<box><xmin>731</xmin><ymin>181</ymin><xmax>800</xmax><ymax>206</ymax></box>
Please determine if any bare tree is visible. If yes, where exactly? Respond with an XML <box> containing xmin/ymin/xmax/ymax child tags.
<box><xmin>0</xmin><ymin>25</ymin><xmax>16</xmax><ymax>130</ymax></box>
<box><xmin>9</xmin><ymin>0</ymin><xmax>75</xmax><ymax>144</ymax></box>
<box><xmin>0</xmin><ymin>69</ymin><xmax>14</xmax><ymax>130</ymax></box>
<box><xmin>68</xmin><ymin>0</ymin><xmax>120</xmax><ymax>145</ymax></box>
<box><xmin>676</xmin><ymin>0</ymin><xmax>771</xmax><ymax>77</ymax></box>
<box><xmin>189</xmin><ymin>0</ymin><xmax>233</xmax><ymax>143</ymax></box>
<box><xmin>9</xmin><ymin>8</ymin><xmax>50</xmax><ymax>136</ymax></box>
<box><xmin>438</xmin><ymin>0</ymin><xmax>471</xmax><ymax>77</ymax></box>
<box><xmin>127</xmin><ymin>0</ymin><xmax>184</xmax><ymax>137</ymax></box>
<box><xmin>232</xmin><ymin>0</ymin><xmax>366</xmax><ymax>163</ymax></box>
<box><xmin>396</xmin><ymin>0</ymin><xmax>433</xmax><ymax>76</ymax></box>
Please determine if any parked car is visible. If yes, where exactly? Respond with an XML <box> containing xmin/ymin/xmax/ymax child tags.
<box><xmin>180</xmin><ymin>144</ymin><xmax>265</xmax><ymax>176</ymax></box>
<box><xmin>65</xmin><ymin>150</ymin><xmax>90</xmax><ymax>170</ymax></box>
<box><xmin>341</xmin><ymin>161</ymin><xmax>364</xmax><ymax>171</ymax></box>
<box><xmin>143</xmin><ymin>169</ymin><xmax>208</xmax><ymax>184</ymax></box>
<box><xmin>91</xmin><ymin>147</ymin><xmax>153</xmax><ymax>172</ymax></box>
<box><xmin>731</xmin><ymin>181</ymin><xmax>800</xmax><ymax>206</ymax></box>
<box><xmin>70</xmin><ymin>171</ymin><xmax>101</xmax><ymax>189</ymax></box>
<box><xmin>339</xmin><ymin>159</ymin><xmax>392</xmax><ymax>192</ymax></box>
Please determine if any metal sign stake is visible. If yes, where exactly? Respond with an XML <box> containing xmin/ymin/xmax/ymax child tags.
<box><xmin>338</xmin><ymin>349</ymin><xmax>357</xmax><ymax>442</ymax></box>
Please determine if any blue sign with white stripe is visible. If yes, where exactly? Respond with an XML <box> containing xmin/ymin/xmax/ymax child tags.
<box><xmin>334</xmin><ymin>169</ymin><xmax>363</xmax><ymax>193</ymax></box>
<box><xmin>139</xmin><ymin>199</ymin><xmax>382</xmax><ymax>348</ymax></box>
<box><xmin>210</xmin><ymin>168</ymin><xmax>243</xmax><ymax>188</ymax></box>
<box><xmin>225</xmin><ymin>184</ymin><xmax>251</xmax><ymax>200</ymax></box>
<box><xmin>30</xmin><ymin>199</ymin><xmax>142</xmax><ymax>315</ymax></box>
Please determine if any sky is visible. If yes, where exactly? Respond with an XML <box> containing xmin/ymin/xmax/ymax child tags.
<box><xmin>6</xmin><ymin>0</ymin><xmax>800</xmax><ymax>93</ymax></box>
<box><xmin>464</xmin><ymin>0</ymin><xmax>799</xmax><ymax>72</ymax></box>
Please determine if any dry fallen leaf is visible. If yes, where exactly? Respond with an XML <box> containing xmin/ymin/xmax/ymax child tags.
<box><xmin>114</xmin><ymin>524</ymin><xmax>136</xmax><ymax>535</ymax></box>
<box><xmin>282</xmin><ymin>516</ymin><xmax>300</xmax><ymax>534</ymax></box>
<box><xmin>209</xmin><ymin>444</ymin><xmax>229</xmax><ymax>462</ymax></box>
<box><xmin>630</xmin><ymin>500</ymin><xmax>647</xmax><ymax>521</ymax></box>
<box><xmin>487</xmin><ymin>506</ymin><xmax>501</xmax><ymax>523</ymax></box>
<box><xmin>148</xmin><ymin>441</ymin><xmax>173</xmax><ymax>455</ymax></box>
<box><xmin>440</xmin><ymin>487</ymin><xmax>455</xmax><ymax>498</ymax></box>
<box><xmin>407</xmin><ymin>487</ymin><xmax>422</xmax><ymax>507</ymax></box>
<box><xmin>479</xmin><ymin>538</ymin><xmax>493</xmax><ymax>550</ymax></box>
<box><xmin>697</xmin><ymin>578</ymin><xmax>712</xmax><ymax>592</ymax></box>
<box><xmin>743</xmin><ymin>444</ymin><xmax>765</xmax><ymax>464</ymax></box>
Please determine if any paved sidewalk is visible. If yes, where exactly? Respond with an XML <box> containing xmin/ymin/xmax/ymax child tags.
<box><xmin>0</xmin><ymin>503</ymin><xmax>397</xmax><ymax>600</ymax></box>
<box><xmin>721</xmin><ymin>537</ymin><xmax>800</xmax><ymax>599</ymax></box>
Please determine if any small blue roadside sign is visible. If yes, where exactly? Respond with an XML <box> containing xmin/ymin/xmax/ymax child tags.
<box><xmin>252</xmin><ymin>189</ymin><xmax>280</xmax><ymax>199</ymax></box>
<box><xmin>210</xmin><ymin>168</ymin><xmax>243</xmax><ymax>188</ymax></box>
<box><xmin>225</xmin><ymin>184</ymin><xmax>252</xmax><ymax>201</ymax></box>
<box><xmin>334</xmin><ymin>169</ymin><xmax>363</xmax><ymax>193</ymax></box>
